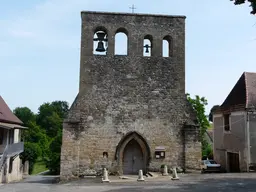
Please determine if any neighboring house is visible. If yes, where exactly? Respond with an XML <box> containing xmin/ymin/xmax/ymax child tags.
<box><xmin>212</xmin><ymin>72</ymin><xmax>256</xmax><ymax>173</ymax></box>
<box><xmin>0</xmin><ymin>96</ymin><xmax>26</xmax><ymax>183</ymax></box>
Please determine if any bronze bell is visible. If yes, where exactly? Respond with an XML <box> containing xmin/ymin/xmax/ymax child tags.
<box><xmin>93</xmin><ymin>31</ymin><xmax>108</xmax><ymax>52</ymax></box>
<box><xmin>96</xmin><ymin>41</ymin><xmax>105</xmax><ymax>52</ymax></box>
<box><xmin>144</xmin><ymin>44</ymin><xmax>151</xmax><ymax>53</ymax></box>
<box><xmin>96</xmin><ymin>32</ymin><xmax>106</xmax><ymax>41</ymax></box>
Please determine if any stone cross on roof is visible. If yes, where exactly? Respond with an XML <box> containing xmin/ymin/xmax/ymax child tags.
<box><xmin>129</xmin><ymin>4</ymin><xmax>136</xmax><ymax>13</ymax></box>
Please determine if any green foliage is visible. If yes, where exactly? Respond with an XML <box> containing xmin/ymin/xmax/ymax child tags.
<box><xmin>186</xmin><ymin>94</ymin><xmax>210</xmax><ymax>140</ymax></box>
<box><xmin>202</xmin><ymin>139</ymin><xmax>213</xmax><ymax>159</ymax></box>
<box><xmin>45</xmin><ymin>129</ymin><xmax>62</xmax><ymax>174</ymax></box>
<box><xmin>187</xmin><ymin>94</ymin><xmax>212</xmax><ymax>158</ymax></box>
<box><xmin>231</xmin><ymin>0</ymin><xmax>256</xmax><ymax>14</ymax></box>
<box><xmin>13</xmin><ymin>107</ymin><xmax>36</xmax><ymax>127</ymax></box>
<box><xmin>20</xmin><ymin>142</ymin><xmax>42</xmax><ymax>174</ymax></box>
<box><xmin>14</xmin><ymin>100</ymin><xmax>69</xmax><ymax>175</ymax></box>
<box><xmin>36</xmin><ymin>101</ymin><xmax>68</xmax><ymax>138</ymax></box>
<box><xmin>51</xmin><ymin>101</ymin><xmax>69</xmax><ymax>119</ymax></box>
<box><xmin>31</xmin><ymin>159</ymin><xmax>48</xmax><ymax>175</ymax></box>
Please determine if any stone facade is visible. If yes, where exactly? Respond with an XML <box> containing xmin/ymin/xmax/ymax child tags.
<box><xmin>60</xmin><ymin>11</ymin><xmax>201</xmax><ymax>180</ymax></box>
<box><xmin>213</xmin><ymin>111</ymin><xmax>256</xmax><ymax>172</ymax></box>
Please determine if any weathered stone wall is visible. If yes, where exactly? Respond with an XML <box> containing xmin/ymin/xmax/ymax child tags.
<box><xmin>184</xmin><ymin>127</ymin><xmax>201</xmax><ymax>170</ymax></box>
<box><xmin>60</xmin><ymin>11</ymin><xmax>201</xmax><ymax>180</ymax></box>
<box><xmin>213</xmin><ymin>112</ymin><xmax>248</xmax><ymax>172</ymax></box>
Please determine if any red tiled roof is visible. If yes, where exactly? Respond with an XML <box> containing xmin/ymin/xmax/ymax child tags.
<box><xmin>0</xmin><ymin>96</ymin><xmax>23</xmax><ymax>125</ymax></box>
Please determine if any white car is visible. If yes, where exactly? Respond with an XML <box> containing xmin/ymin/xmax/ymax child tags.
<box><xmin>201</xmin><ymin>160</ymin><xmax>221</xmax><ymax>173</ymax></box>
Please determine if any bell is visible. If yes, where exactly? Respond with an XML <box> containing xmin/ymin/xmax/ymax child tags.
<box><xmin>96</xmin><ymin>32</ymin><xmax>106</xmax><ymax>41</ymax></box>
<box><xmin>96</xmin><ymin>41</ymin><xmax>105</xmax><ymax>52</ymax></box>
<box><xmin>144</xmin><ymin>44</ymin><xmax>150</xmax><ymax>53</ymax></box>
<box><xmin>145</xmin><ymin>46</ymin><xmax>149</xmax><ymax>53</ymax></box>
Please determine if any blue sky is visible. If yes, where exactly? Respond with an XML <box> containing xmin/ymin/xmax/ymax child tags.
<box><xmin>1</xmin><ymin>0</ymin><xmax>256</xmax><ymax>114</ymax></box>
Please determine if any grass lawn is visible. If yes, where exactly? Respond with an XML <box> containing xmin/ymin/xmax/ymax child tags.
<box><xmin>31</xmin><ymin>159</ymin><xmax>48</xmax><ymax>175</ymax></box>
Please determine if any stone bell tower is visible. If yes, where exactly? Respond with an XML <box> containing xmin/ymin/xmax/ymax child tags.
<box><xmin>60</xmin><ymin>11</ymin><xmax>201</xmax><ymax>180</ymax></box>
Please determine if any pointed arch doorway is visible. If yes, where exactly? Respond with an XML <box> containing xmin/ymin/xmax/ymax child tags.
<box><xmin>115</xmin><ymin>132</ymin><xmax>151</xmax><ymax>175</ymax></box>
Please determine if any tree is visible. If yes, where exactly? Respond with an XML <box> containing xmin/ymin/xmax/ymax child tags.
<box><xmin>186</xmin><ymin>94</ymin><xmax>210</xmax><ymax>140</ymax></box>
<box><xmin>24</xmin><ymin>121</ymin><xmax>50</xmax><ymax>159</ymax></box>
<box><xmin>51</xmin><ymin>101</ymin><xmax>69</xmax><ymax>119</ymax></box>
<box><xmin>13</xmin><ymin>107</ymin><xmax>36</xmax><ymax>127</ymax></box>
<box><xmin>20</xmin><ymin>142</ymin><xmax>42</xmax><ymax>174</ymax></box>
<box><xmin>36</xmin><ymin>101</ymin><xmax>69</xmax><ymax>174</ymax></box>
<box><xmin>230</xmin><ymin>0</ymin><xmax>256</xmax><ymax>14</ymax></box>
<box><xmin>14</xmin><ymin>101</ymin><xmax>69</xmax><ymax>175</ymax></box>
<box><xmin>36</xmin><ymin>101</ymin><xmax>69</xmax><ymax>137</ymax></box>
<box><xmin>14</xmin><ymin>107</ymin><xmax>50</xmax><ymax>160</ymax></box>
<box><xmin>187</xmin><ymin>94</ymin><xmax>211</xmax><ymax>158</ymax></box>
<box><xmin>45</xmin><ymin>129</ymin><xmax>63</xmax><ymax>174</ymax></box>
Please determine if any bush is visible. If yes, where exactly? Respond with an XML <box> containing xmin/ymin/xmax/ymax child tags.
<box><xmin>45</xmin><ymin>129</ymin><xmax>62</xmax><ymax>174</ymax></box>
<box><xmin>20</xmin><ymin>142</ymin><xmax>42</xmax><ymax>174</ymax></box>
<box><xmin>202</xmin><ymin>139</ymin><xmax>213</xmax><ymax>159</ymax></box>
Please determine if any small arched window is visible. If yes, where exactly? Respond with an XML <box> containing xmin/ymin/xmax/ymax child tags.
<box><xmin>162</xmin><ymin>35</ymin><xmax>173</xmax><ymax>57</ymax></box>
<box><xmin>93</xmin><ymin>27</ymin><xmax>108</xmax><ymax>55</ymax></box>
<box><xmin>143</xmin><ymin>35</ymin><xmax>153</xmax><ymax>57</ymax></box>
<box><xmin>114</xmin><ymin>28</ymin><xmax>128</xmax><ymax>55</ymax></box>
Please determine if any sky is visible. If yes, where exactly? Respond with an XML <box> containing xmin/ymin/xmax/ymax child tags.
<box><xmin>1</xmin><ymin>0</ymin><xmax>256</xmax><ymax>115</ymax></box>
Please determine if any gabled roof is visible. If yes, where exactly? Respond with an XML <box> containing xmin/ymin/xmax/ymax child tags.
<box><xmin>0</xmin><ymin>96</ymin><xmax>23</xmax><ymax>125</ymax></box>
<box><xmin>220</xmin><ymin>72</ymin><xmax>256</xmax><ymax>110</ymax></box>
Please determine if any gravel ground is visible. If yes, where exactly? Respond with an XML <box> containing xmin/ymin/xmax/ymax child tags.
<box><xmin>1</xmin><ymin>173</ymin><xmax>256</xmax><ymax>192</ymax></box>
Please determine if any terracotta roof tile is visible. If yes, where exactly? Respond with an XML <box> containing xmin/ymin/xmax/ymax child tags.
<box><xmin>0</xmin><ymin>96</ymin><xmax>23</xmax><ymax>125</ymax></box>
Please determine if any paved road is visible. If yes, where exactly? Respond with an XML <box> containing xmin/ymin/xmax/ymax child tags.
<box><xmin>1</xmin><ymin>173</ymin><xmax>256</xmax><ymax>192</ymax></box>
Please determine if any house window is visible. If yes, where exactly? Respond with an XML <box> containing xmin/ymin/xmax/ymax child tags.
<box><xmin>224</xmin><ymin>114</ymin><xmax>230</xmax><ymax>131</ymax></box>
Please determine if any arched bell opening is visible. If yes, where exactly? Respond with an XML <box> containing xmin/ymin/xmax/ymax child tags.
<box><xmin>93</xmin><ymin>26</ymin><xmax>108</xmax><ymax>55</ymax></box>
<box><xmin>143</xmin><ymin>35</ymin><xmax>153</xmax><ymax>57</ymax></box>
<box><xmin>162</xmin><ymin>35</ymin><xmax>173</xmax><ymax>57</ymax></box>
<box><xmin>114</xmin><ymin>27</ymin><xmax>128</xmax><ymax>55</ymax></box>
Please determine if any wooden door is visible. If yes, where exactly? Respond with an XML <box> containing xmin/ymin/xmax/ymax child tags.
<box><xmin>123</xmin><ymin>139</ymin><xmax>144</xmax><ymax>175</ymax></box>
<box><xmin>228</xmin><ymin>152</ymin><xmax>240</xmax><ymax>172</ymax></box>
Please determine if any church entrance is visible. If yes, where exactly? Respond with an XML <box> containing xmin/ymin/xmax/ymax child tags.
<box><xmin>115</xmin><ymin>132</ymin><xmax>150</xmax><ymax>175</ymax></box>
<box><xmin>123</xmin><ymin>139</ymin><xmax>144</xmax><ymax>175</ymax></box>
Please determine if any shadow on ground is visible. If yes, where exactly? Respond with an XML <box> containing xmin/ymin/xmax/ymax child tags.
<box><xmin>102</xmin><ymin>177</ymin><xmax>256</xmax><ymax>192</ymax></box>
<box><xmin>22</xmin><ymin>175</ymin><xmax>60</xmax><ymax>184</ymax></box>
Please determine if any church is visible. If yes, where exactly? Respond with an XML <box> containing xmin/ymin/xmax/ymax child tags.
<box><xmin>60</xmin><ymin>11</ymin><xmax>201</xmax><ymax>180</ymax></box>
